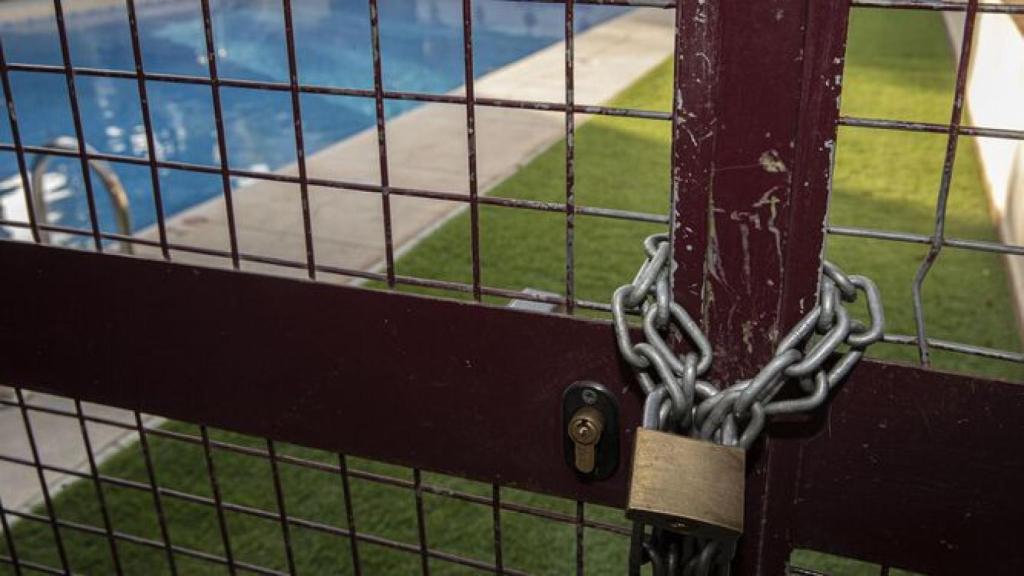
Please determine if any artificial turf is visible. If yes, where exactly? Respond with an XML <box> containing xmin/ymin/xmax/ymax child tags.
<box><xmin>2</xmin><ymin>7</ymin><xmax>1021</xmax><ymax>576</ymax></box>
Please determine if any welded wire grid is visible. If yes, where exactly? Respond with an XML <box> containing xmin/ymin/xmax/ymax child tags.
<box><xmin>0</xmin><ymin>389</ymin><xmax>926</xmax><ymax>576</ymax></box>
<box><xmin>0</xmin><ymin>390</ymin><xmax>634</xmax><ymax>575</ymax></box>
<box><xmin>0</xmin><ymin>1</ymin><xmax>649</xmax><ymax>575</ymax></box>
<box><xmin>0</xmin><ymin>0</ymin><xmax>672</xmax><ymax>316</ymax></box>
<box><xmin>833</xmin><ymin>0</ymin><xmax>1024</xmax><ymax>369</ymax></box>
<box><xmin>0</xmin><ymin>0</ymin><xmax>1018</xmax><ymax>370</ymax></box>
<box><xmin>0</xmin><ymin>0</ymin><xmax>1021</xmax><ymax>573</ymax></box>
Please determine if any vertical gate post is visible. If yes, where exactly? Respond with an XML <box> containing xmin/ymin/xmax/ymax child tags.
<box><xmin>670</xmin><ymin>0</ymin><xmax>852</xmax><ymax>573</ymax></box>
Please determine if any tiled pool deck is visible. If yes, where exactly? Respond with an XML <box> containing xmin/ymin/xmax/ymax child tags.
<box><xmin>1</xmin><ymin>7</ymin><xmax>676</xmax><ymax>514</ymax></box>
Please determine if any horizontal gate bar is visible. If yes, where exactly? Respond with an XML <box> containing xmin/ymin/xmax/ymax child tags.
<box><xmin>0</xmin><ymin>241</ymin><xmax>641</xmax><ymax>507</ymax></box>
<box><xmin>772</xmin><ymin>361</ymin><xmax>1024</xmax><ymax>575</ymax></box>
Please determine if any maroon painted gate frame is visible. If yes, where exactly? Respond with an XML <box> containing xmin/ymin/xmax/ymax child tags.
<box><xmin>2</xmin><ymin>1</ymin><xmax>1023</xmax><ymax>575</ymax></box>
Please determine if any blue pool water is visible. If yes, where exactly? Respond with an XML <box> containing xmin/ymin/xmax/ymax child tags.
<box><xmin>0</xmin><ymin>0</ymin><xmax>626</xmax><ymax>240</ymax></box>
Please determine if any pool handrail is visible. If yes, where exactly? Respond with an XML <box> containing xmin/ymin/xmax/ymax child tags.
<box><xmin>30</xmin><ymin>136</ymin><xmax>133</xmax><ymax>254</ymax></box>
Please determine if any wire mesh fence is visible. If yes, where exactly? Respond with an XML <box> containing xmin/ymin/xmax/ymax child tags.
<box><xmin>831</xmin><ymin>0</ymin><xmax>1024</xmax><ymax>372</ymax></box>
<box><xmin>0</xmin><ymin>0</ymin><xmax>1022</xmax><ymax>574</ymax></box>
<box><xmin>0</xmin><ymin>388</ymin><xmax>930</xmax><ymax>576</ymax></box>
<box><xmin>0</xmin><ymin>0</ymin><xmax>1019</xmax><ymax>372</ymax></box>
<box><xmin>1</xmin><ymin>351</ymin><xmax>933</xmax><ymax>566</ymax></box>
<box><xmin>0</xmin><ymin>389</ymin><xmax>636</xmax><ymax>575</ymax></box>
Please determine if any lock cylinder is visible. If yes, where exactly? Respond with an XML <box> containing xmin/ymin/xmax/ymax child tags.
<box><xmin>568</xmin><ymin>406</ymin><xmax>604</xmax><ymax>474</ymax></box>
<box><xmin>562</xmin><ymin>381</ymin><xmax>620</xmax><ymax>481</ymax></box>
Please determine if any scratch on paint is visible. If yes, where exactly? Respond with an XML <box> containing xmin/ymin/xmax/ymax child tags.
<box><xmin>683</xmin><ymin>125</ymin><xmax>699</xmax><ymax>148</ymax></box>
<box><xmin>739</xmin><ymin>222</ymin><xmax>751</xmax><ymax>288</ymax></box>
<box><xmin>754</xmin><ymin>187</ymin><xmax>784</xmax><ymax>266</ymax></box>
<box><xmin>707</xmin><ymin>200</ymin><xmax>725</xmax><ymax>284</ymax></box>
<box><xmin>696</xmin><ymin>51</ymin><xmax>711</xmax><ymax>72</ymax></box>
<box><xmin>730</xmin><ymin>210</ymin><xmax>761</xmax><ymax>231</ymax></box>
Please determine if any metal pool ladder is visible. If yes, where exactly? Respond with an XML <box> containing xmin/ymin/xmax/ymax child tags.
<box><xmin>31</xmin><ymin>136</ymin><xmax>133</xmax><ymax>254</ymax></box>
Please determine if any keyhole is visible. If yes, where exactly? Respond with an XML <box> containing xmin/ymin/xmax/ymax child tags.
<box><xmin>568</xmin><ymin>407</ymin><xmax>604</xmax><ymax>474</ymax></box>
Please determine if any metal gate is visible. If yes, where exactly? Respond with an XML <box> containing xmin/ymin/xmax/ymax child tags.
<box><xmin>1</xmin><ymin>0</ymin><xmax>1023</xmax><ymax>574</ymax></box>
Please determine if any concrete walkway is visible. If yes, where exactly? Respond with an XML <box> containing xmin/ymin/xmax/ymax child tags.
<box><xmin>0</xmin><ymin>387</ymin><xmax>162</xmax><ymax>514</ymax></box>
<box><xmin>0</xmin><ymin>8</ymin><xmax>675</xmax><ymax>518</ymax></box>
<box><xmin>0</xmin><ymin>0</ymin><xmax>131</xmax><ymax>23</ymax></box>
<box><xmin>135</xmin><ymin>8</ymin><xmax>676</xmax><ymax>280</ymax></box>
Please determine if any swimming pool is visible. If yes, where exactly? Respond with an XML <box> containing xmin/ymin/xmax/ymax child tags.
<box><xmin>0</xmin><ymin>0</ymin><xmax>627</xmax><ymax>241</ymax></box>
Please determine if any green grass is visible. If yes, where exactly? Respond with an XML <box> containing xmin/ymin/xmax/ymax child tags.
<box><xmin>391</xmin><ymin>8</ymin><xmax>1022</xmax><ymax>381</ymax></box>
<box><xmin>2</xmin><ymin>421</ymin><xmax>633</xmax><ymax>575</ymax></box>
<box><xmin>3</xmin><ymin>7</ymin><xmax>1023</xmax><ymax>576</ymax></box>
<box><xmin>827</xmin><ymin>9</ymin><xmax>1023</xmax><ymax>379</ymax></box>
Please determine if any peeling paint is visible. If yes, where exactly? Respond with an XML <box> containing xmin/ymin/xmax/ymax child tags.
<box><xmin>741</xmin><ymin>320</ymin><xmax>754</xmax><ymax>354</ymax></box>
<box><xmin>759</xmin><ymin>149</ymin><xmax>787</xmax><ymax>173</ymax></box>
<box><xmin>729</xmin><ymin>209</ymin><xmax>762</xmax><ymax>231</ymax></box>
<box><xmin>761</xmin><ymin>150</ymin><xmax>782</xmax><ymax>172</ymax></box>
<box><xmin>824</xmin><ymin>139</ymin><xmax>837</xmax><ymax>194</ymax></box>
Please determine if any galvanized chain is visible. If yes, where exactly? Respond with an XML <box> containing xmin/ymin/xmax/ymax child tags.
<box><xmin>615</xmin><ymin>233</ymin><xmax>884</xmax><ymax>576</ymax></box>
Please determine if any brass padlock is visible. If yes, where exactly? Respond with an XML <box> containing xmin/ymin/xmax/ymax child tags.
<box><xmin>626</xmin><ymin>427</ymin><xmax>745</xmax><ymax>540</ymax></box>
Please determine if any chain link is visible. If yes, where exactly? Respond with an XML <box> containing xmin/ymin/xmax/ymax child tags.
<box><xmin>617</xmin><ymin>234</ymin><xmax>884</xmax><ymax>576</ymax></box>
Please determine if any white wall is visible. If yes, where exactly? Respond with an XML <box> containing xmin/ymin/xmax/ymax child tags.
<box><xmin>943</xmin><ymin>7</ymin><xmax>1024</xmax><ymax>337</ymax></box>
